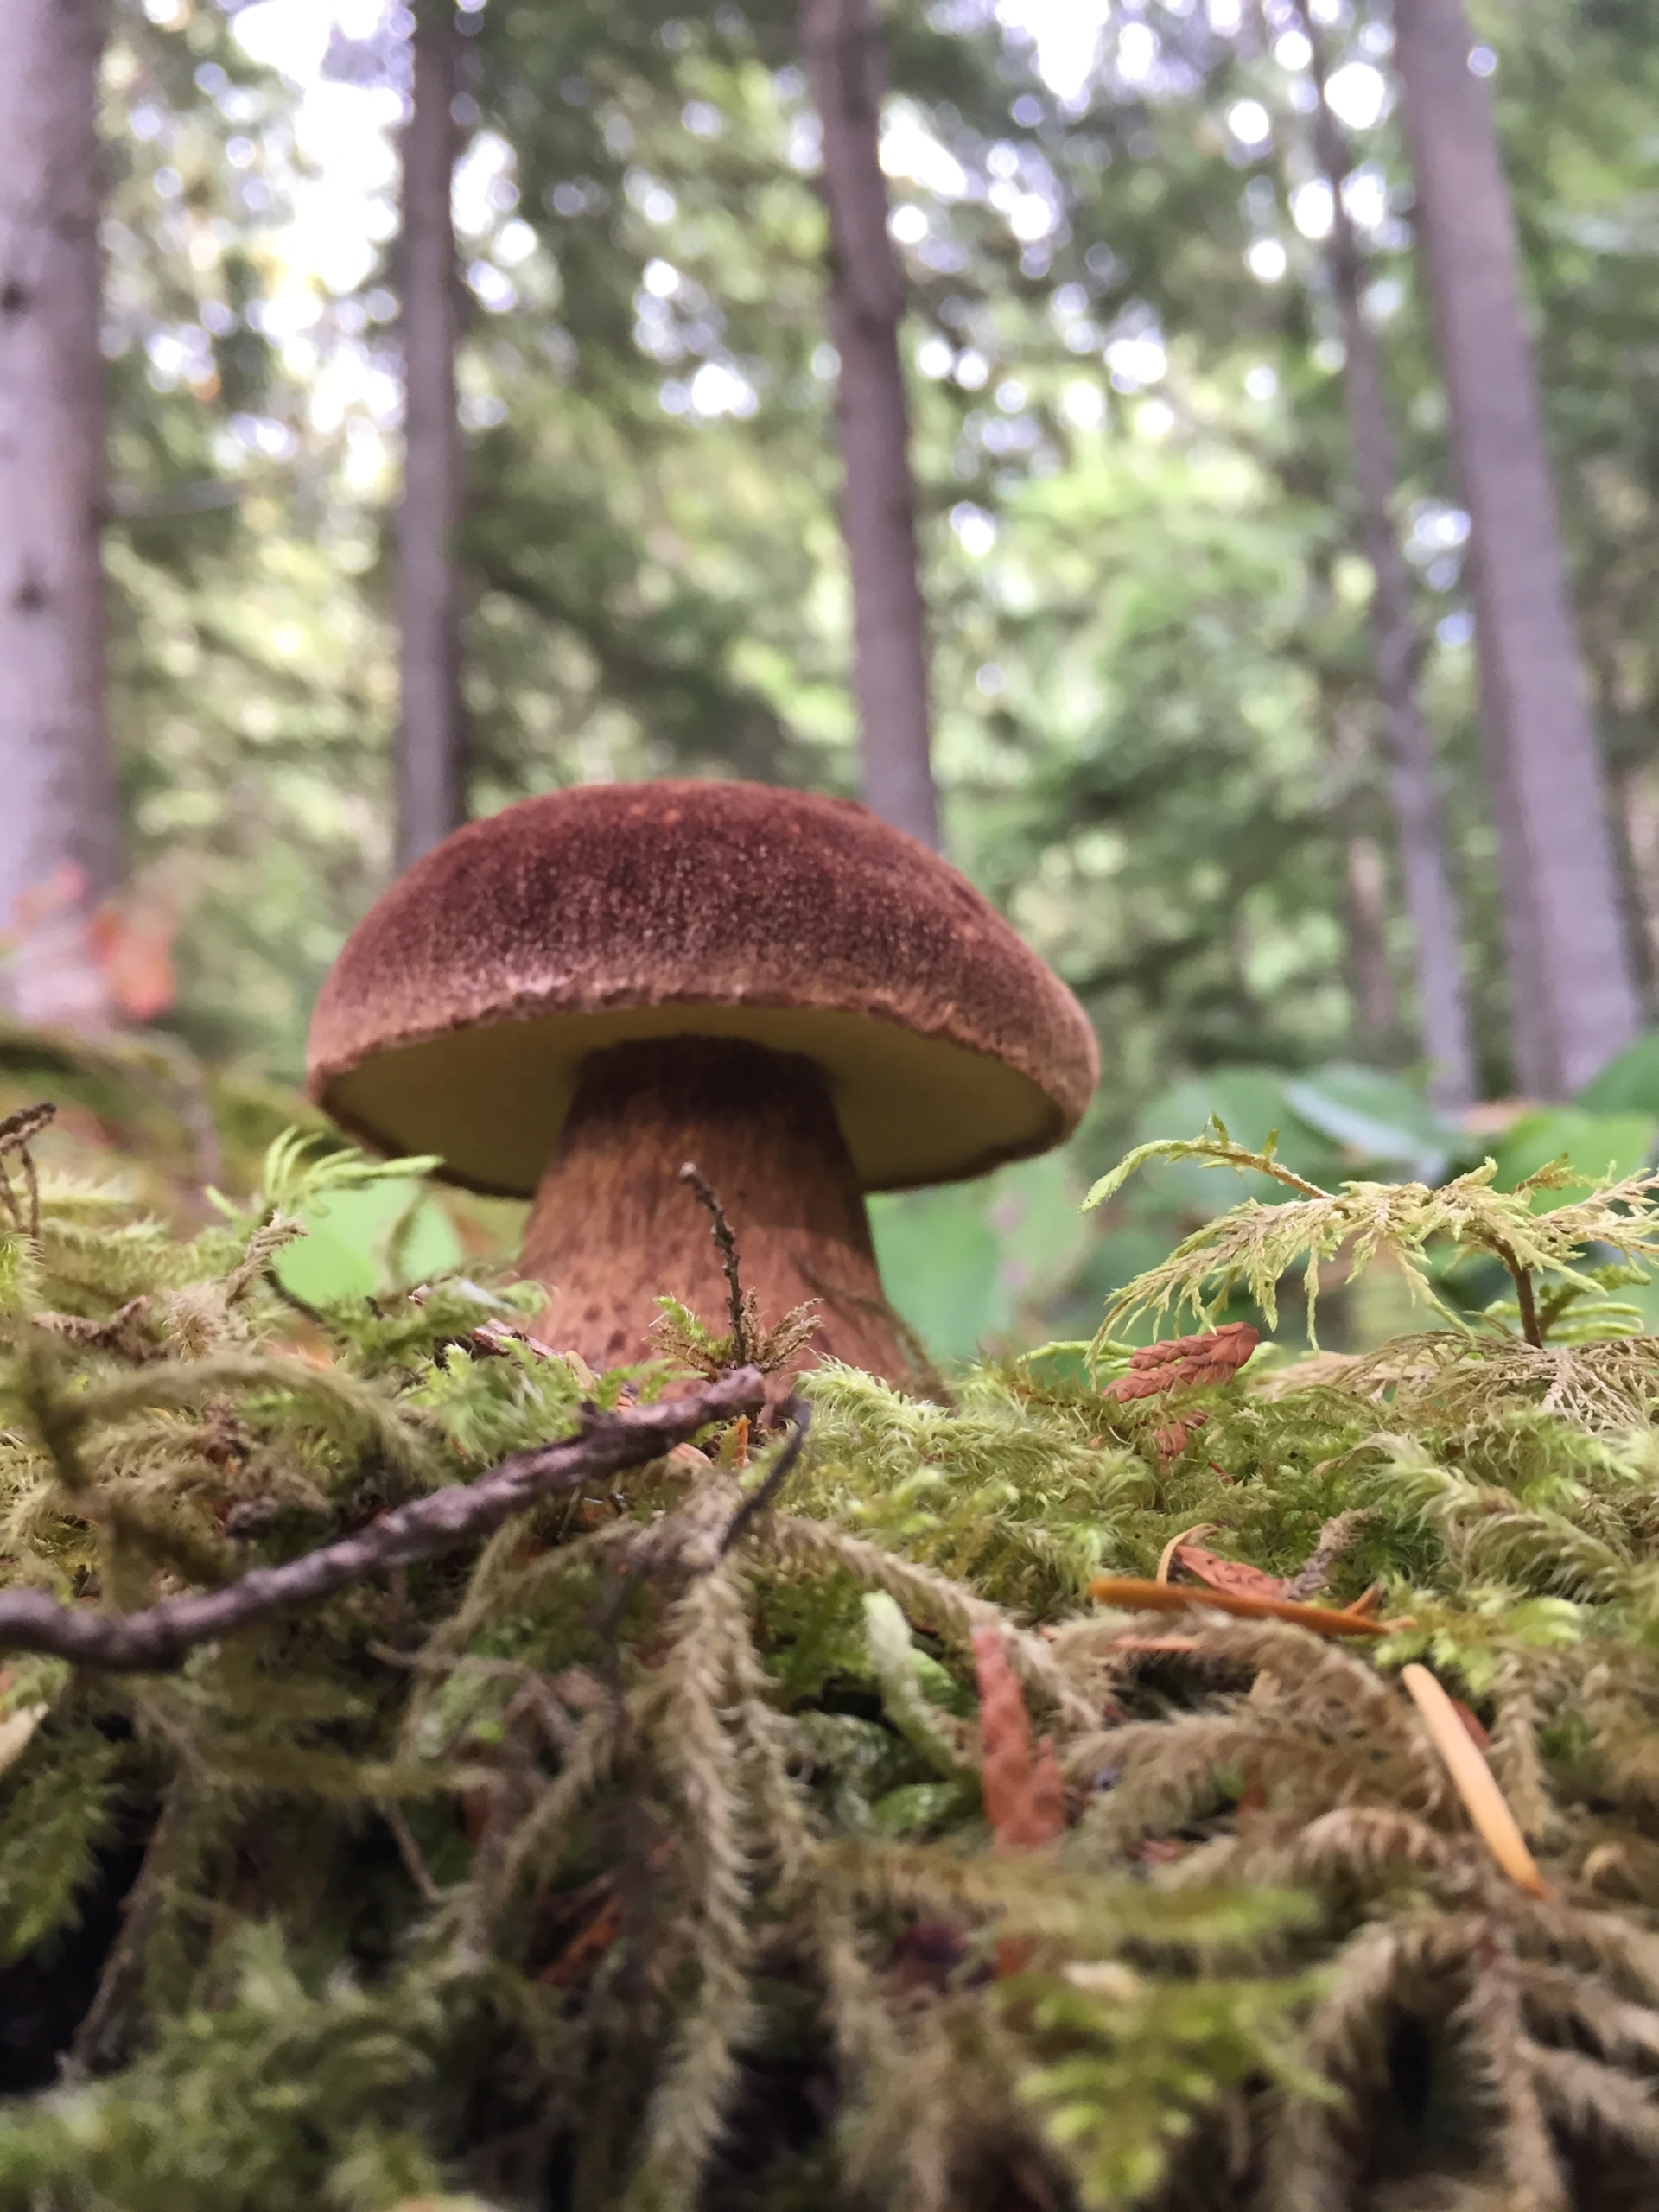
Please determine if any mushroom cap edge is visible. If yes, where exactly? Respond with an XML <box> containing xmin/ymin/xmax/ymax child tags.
<box><xmin>306</xmin><ymin>781</ymin><xmax>1099</xmax><ymax>1196</ymax></box>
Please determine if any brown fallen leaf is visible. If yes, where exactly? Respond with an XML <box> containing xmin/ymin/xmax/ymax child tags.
<box><xmin>1236</xmin><ymin>1769</ymin><xmax>1268</xmax><ymax>1815</ymax></box>
<box><xmin>973</xmin><ymin>1627</ymin><xmax>1065</xmax><ymax>1852</ymax></box>
<box><xmin>1156</xmin><ymin>1522</ymin><xmax>1219</xmax><ymax>1584</ymax></box>
<box><xmin>1151</xmin><ymin>1412</ymin><xmax>1207</xmax><ymax>1462</ymax></box>
<box><xmin>1450</xmin><ymin>1695</ymin><xmax>1490</xmax><ymax>1751</ymax></box>
<box><xmin>1170</xmin><ymin>1544</ymin><xmax>1287</xmax><ymax>1603</ymax></box>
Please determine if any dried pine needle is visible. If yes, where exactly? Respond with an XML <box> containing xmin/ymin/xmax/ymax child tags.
<box><xmin>1400</xmin><ymin>1662</ymin><xmax>1552</xmax><ymax>1900</ymax></box>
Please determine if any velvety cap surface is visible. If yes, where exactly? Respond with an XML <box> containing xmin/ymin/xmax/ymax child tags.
<box><xmin>307</xmin><ymin>782</ymin><xmax>1098</xmax><ymax>1195</ymax></box>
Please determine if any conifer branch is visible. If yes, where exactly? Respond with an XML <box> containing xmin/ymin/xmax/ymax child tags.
<box><xmin>1489</xmin><ymin>1236</ymin><xmax>1545</xmax><ymax>1348</ymax></box>
<box><xmin>0</xmin><ymin>1367</ymin><xmax>766</xmax><ymax>1672</ymax></box>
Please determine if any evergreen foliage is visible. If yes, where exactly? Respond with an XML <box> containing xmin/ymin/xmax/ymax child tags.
<box><xmin>0</xmin><ymin>1092</ymin><xmax>1657</xmax><ymax>2209</ymax></box>
<box><xmin>99</xmin><ymin>0</ymin><xmax>1659</xmax><ymax>1141</ymax></box>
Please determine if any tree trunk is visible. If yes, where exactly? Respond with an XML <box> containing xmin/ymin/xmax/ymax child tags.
<box><xmin>799</xmin><ymin>0</ymin><xmax>940</xmax><ymax>852</ymax></box>
<box><xmin>1343</xmin><ymin>836</ymin><xmax>1398</xmax><ymax>1047</ymax></box>
<box><xmin>1392</xmin><ymin>0</ymin><xmax>1638</xmax><ymax>1097</ymax></box>
<box><xmin>1301</xmin><ymin>17</ymin><xmax>1477</xmax><ymax>1109</ymax></box>
<box><xmin>395</xmin><ymin>0</ymin><xmax>467</xmax><ymax>874</ymax></box>
<box><xmin>1618</xmin><ymin>762</ymin><xmax>1659</xmax><ymax>1004</ymax></box>
<box><xmin>0</xmin><ymin>0</ymin><xmax>123</xmax><ymax>1030</ymax></box>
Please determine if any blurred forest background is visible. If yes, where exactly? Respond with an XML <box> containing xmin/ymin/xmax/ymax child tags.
<box><xmin>6</xmin><ymin>0</ymin><xmax>1659</xmax><ymax>1359</ymax></box>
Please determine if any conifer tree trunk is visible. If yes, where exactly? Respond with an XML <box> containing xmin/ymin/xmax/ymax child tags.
<box><xmin>395</xmin><ymin>0</ymin><xmax>467</xmax><ymax>874</ymax></box>
<box><xmin>1344</xmin><ymin>834</ymin><xmax>1399</xmax><ymax>1049</ymax></box>
<box><xmin>0</xmin><ymin>0</ymin><xmax>123</xmax><ymax>1030</ymax></box>
<box><xmin>800</xmin><ymin>0</ymin><xmax>940</xmax><ymax>853</ymax></box>
<box><xmin>1302</xmin><ymin>19</ymin><xmax>1477</xmax><ymax>1109</ymax></box>
<box><xmin>1393</xmin><ymin>0</ymin><xmax>1637</xmax><ymax>1097</ymax></box>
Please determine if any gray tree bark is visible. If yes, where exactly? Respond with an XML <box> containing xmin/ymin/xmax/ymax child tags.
<box><xmin>800</xmin><ymin>0</ymin><xmax>940</xmax><ymax>852</ymax></box>
<box><xmin>0</xmin><ymin>0</ymin><xmax>123</xmax><ymax>1029</ymax></box>
<box><xmin>1393</xmin><ymin>0</ymin><xmax>1638</xmax><ymax>1097</ymax></box>
<box><xmin>1302</xmin><ymin>18</ymin><xmax>1478</xmax><ymax>1109</ymax></box>
<box><xmin>1344</xmin><ymin>834</ymin><xmax>1400</xmax><ymax>1049</ymax></box>
<box><xmin>395</xmin><ymin>0</ymin><xmax>467</xmax><ymax>874</ymax></box>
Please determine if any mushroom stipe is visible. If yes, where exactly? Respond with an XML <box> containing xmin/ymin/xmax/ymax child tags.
<box><xmin>524</xmin><ymin>1036</ymin><xmax>908</xmax><ymax>1377</ymax></box>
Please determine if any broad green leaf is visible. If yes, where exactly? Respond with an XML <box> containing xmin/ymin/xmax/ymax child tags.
<box><xmin>1491</xmin><ymin>1109</ymin><xmax>1656</xmax><ymax>1212</ymax></box>
<box><xmin>1282</xmin><ymin>1064</ymin><xmax>1466</xmax><ymax>1181</ymax></box>
<box><xmin>276</xmin><ymin>1179</ymin><xmax>463</xmax><ymax>1305</ymax></box>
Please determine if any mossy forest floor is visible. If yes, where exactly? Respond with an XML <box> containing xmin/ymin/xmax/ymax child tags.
<box><xmin>0</xmin><ymin>1027</ymin><xmax>1658</xmax><ymax>2211</ymax></box>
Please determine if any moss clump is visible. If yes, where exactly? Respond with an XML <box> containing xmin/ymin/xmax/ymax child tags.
<box><xmin>2</xmin><ymin>1099</ymin><xmax>1659</xmax><ymax>2211</ymax></box>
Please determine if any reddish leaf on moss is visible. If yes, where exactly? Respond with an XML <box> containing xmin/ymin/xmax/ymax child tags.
<box><xmin>1105</xmin><ymin>1322</ymin><xmax>1261</xmax><ymax>1404</ymax></box>
<box><xmin>972</xmin><ymin>1626</ymin><xmax>1065</xmax><ymax>1851</ymax></box>
<box><xmin>538</xmin><ymin>1892</ymin><xmax>624</xmax><ymax>1986</ymax></box>
<box><xmin>1172</xmin><ymin>1544</ymin><xmax>1287</xmax><ymax>1601</ymax></box>
<box><xmin>1153</xmin><ymin>1413</ymin><xmax>1208</xmax><ymax>1462</ymax></box>
<box><xmin>1451</xmin><ymin>1697</ymin><xmax>1490</xmax><ymax>1751</ymax></box>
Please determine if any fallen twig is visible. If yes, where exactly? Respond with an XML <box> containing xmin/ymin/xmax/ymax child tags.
<box><xmin>721</xmin><ymin>1395</ymin><xmax>811</xmax><ymax>1554</ymax></box>
<box><xmin>1283</xmin><ymin>1508</ymin><xmax>1372</xmax><ymax>1602</ymax></box>
<box><xmin>0</xmin><ymin>1367</ymin><xmax>766</xmax><ymax>1672</ymax></box>
<box><xmin>1089</xmin><ymin>1574</ymin><xmax>1397</xmax><ymax>1639</ymax></box>
<box><xmin>0</xmin><ymin>1101</ymin><xmax>54</xmax><ymax>1243</ymax></box>
<box><xmin>679</xmin><ymin>1161</ymin><xmax>747</xmax><ymax>1363</ymax></box>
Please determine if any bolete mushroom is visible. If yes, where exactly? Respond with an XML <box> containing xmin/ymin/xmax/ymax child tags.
<box><xmin>307</xmin><ymin>782</ymin><xmax>1096</xmax><ymax>1383</ymax></box>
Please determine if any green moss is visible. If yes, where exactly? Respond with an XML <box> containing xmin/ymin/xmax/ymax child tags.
<box><xmin>3</xmin><ymin>1099</ymin><xmax>1659</xmax><ymax>2209</ymax></box>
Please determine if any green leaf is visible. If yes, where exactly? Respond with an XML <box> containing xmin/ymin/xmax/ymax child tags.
<box><xmin>1281</xmin><ymin>1063</ymin><xmax>1466</xmax><ymax>1180</ymax></box>
<box><xmin>1491</xmin><ymin>1109</ymin><xmax>1657</xmax><ymax>1212</ymax></box>
<box><xmin>1578</xmin><ymin>1029</ymin><xmax>1659</xmax><ymax>1116</ymax></box>
<box><xmin>275</xmin><ymin>1179</ymin><xmax>462</xmax><ymax>1305</ymax></box>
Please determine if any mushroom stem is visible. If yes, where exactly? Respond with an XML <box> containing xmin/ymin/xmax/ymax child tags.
<box><xmin>522</xmin><ymin>1036</ymin><xmax>916</xmax><ymax>1384</ymax></box>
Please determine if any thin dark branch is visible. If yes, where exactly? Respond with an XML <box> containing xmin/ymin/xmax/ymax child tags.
<box><xmin>381</xmin><ymin>1798</ymin><xmax>444</xmax><ymax>1904</ymax></box>
<box><xmin>1488</xmin><ymin>1238</ymin><xmax>1544</xmax><ymax>1348</ymax></box>
<box><xmin>0</xmin><ymin>1368</ymin><xmax>766</xmax><ymax>1672</ymax></box>
<box><xmin>1283</xmin><ymin>1508</ymin><xmax>1371</xmax><ymax>1602</ymax></box>
<box><xmin>721</xmin><ymin>1395</ymin><xmax>811</xmax><ymax>1554</ymax></box>
<box><xmin>678</xmin><ymin>1161</ymin><xmax>747</xmax><ymax>1363</ymax></box>
<box><xmin>0</xmin><ymin>1101</ymin><xmax>54</xmax><ymax>1241</ymax></box>
<box><xmin>0</xmin><ymin>1101</ymin><xmax>58</xmax><ymax>1152</ymax></box>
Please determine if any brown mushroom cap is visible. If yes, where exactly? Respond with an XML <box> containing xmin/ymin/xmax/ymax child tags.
<box><xmin>307</xmin><ymin>782</ymin><xmax>1098</xmax><ymax>1197</ymax></box>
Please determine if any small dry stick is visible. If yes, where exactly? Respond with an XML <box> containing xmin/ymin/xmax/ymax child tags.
<box><xmin>721</xmin><ymin>1395</ymin><xmax>811</xmax><ymax>1554</ymax></box>
<box><xmin>0</xmin><ymin>1101</ymin><xmax>54</xmax><ymax>1242</ymax></box>
<box><xmin>1400</xmin><ymin>1662</ymin><xmax>1552</xmax><ymax>1899</ymax></box>
<box><xmin>0</xmin><ymin>1367</ymin><xmax>766</xmax><ymax>1672</ymax></box>
<box><xmin>679</xmin><ymin>1160</ymin><xmax>747</xmax><ymax>1363</ymax></box>
<box><xmin>1283</xmin><ymin>1509</ymin><xmax>1372</xmax><ymax>1603</ymax></box>
<box><xmin>1089</xmin><ymin>1575</ymin><xmax>1394</xmax><ymax>1640</ymax></box>
<box><xmin>380</xmin><ymin>1799</ymin><xmax>443</xmax><ymax>1904</ymax></box>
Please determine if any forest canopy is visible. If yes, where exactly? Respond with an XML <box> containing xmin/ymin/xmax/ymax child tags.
<box><xmin>29</xmin><ymin>0</ymin><xmax>1651</xmax><ymax>1344</ymax></box>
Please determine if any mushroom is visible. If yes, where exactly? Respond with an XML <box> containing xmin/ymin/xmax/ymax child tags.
<box><xmin>307</xmin><ymin>782</ymin><xmax>1096</xmax><ymax>1384</ymax></box>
